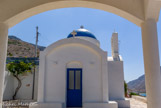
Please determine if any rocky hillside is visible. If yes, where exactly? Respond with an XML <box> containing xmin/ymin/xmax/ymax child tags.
<box><xmin>128</xmin><ymin>67</ymin><xmax>161</xmax><ymax>93</ymax></box>
<box><xmin>128</xmin><ymin>75</ymin><xmax>146</xmax><ymax>93</ymax></box>
<box><xmin>7</xmin><ymin>35</ymin><xmax>45</xmax><ymax>57</ymax></box>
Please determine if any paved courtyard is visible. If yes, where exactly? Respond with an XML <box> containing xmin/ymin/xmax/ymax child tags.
<box><xmin>3</xmin><ymin>98</ymin><xmax>147</xmax><ymax>108</ymax></box>
<box><xmin>129</xmin><ymin>98</ymin><xmax>147</xmax><ymax>108</ymax></box>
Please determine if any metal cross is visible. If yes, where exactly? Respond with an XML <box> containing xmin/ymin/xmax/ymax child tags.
<box><xmin>71</xmin><ymin>30</ymin><xmax>77</xmax><ymax>37</ymax></box>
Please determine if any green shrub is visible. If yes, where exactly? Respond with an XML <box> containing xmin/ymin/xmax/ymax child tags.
<box><xmin>130</xmin><ymin>92</ymin><xmax>139</xmax><ymax>96</ymax></box>
<box><xmin>6</xmin><ymin>60</ymin><xmax>35</xmax><ymax>99</ymax></box>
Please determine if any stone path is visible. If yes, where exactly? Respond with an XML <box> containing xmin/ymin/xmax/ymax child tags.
<box><xmin>129</xmin><ymin>98</ymin><xmax>147</xmax><ymax>108</ymax></box>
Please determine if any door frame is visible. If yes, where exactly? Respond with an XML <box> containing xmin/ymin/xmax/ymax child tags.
<box><xmin>66</xmin><ymin>68</ymin><xmax>83</xmax><ymax>107</ymax></box>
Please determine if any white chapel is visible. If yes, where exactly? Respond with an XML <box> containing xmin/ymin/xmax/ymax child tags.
<box><xmin>31</xmin><ymin>26</ymin><xmax>130</xmax><ymax>108</ymax></box>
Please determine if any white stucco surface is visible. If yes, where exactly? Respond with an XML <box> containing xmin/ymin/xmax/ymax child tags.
<box><xmin>3</xmin><ymin>71</ymin><xmax>14</xmax><ymax>100</ymax></box>
<box><xmin>75</xmin><ymin>37</ymin><xmax>100</xmax><ymax>47</ymax></box>
<box><xmin>111</xmin><ymin>33</ymin><xmax>119</xmax><ymax>60</ymax></box>
<box><xmin>0</xmin><ymin>23</ymin><xmax>8</xmax><ymax>107</ymax></box>
<box><xmin>108</xmin><ymin>58</ymin><xmax>130</xmax><ymax>108</ymax></box>
<box><xmin>141</xmin><ymin>19</ymin><xmax>161</xmax><ymax>108</ymax></box>
<box><xmin>0</xmin><ymin>0</ymin><xmax>148</xmax><ymax>27</ymax></box>
<box><xmin>38</xmin><ymin>38</ymin><xmax>108</xmax><ymax>104</ymax></box>
<box><xmin>108</xmin><ymin>60</ymin><xmax>124</xmax><ymax>100</ymax></box>
<box><xmin>15</xmin><ymin>73</ymin><xmax>33</xmax><ymax>100</ymax></box>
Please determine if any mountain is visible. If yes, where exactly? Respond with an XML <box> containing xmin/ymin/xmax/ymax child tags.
<box><xmin>8</xmin><ymin>35</ymin><xmax>22</xmax><ymax>41</ymax></box>
<box><xmin>127</xmin><ymin>75</ymin><xmax>146</xmax><ymax>93</ymax></box>
<box><xmin>128</xmin><ymin>67</ymin><xmax>161</xmax><ymax>93</ymax></box>
<box><xmin>7</xmin><ymin>35</ymin><xmax>46</xmax><ymax>57</ymax></box>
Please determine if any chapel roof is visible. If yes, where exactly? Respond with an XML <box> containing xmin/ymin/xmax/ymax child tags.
<box><xmin>67</xmin><ymin>26</ymin><xmax>97</xmax><ymax>39</ymax></box>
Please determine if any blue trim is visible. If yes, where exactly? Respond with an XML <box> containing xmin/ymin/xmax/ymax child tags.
<box><xmin>6</xmin><ymin>57</ymin><xmax>39</xmax><ymax>65</ymax></box>
<box><xmin>67</xmin><ymin>30</ymin><xmax>97</xmax><ymax>39</ymax></box>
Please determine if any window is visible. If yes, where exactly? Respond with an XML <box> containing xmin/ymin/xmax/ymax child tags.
<box><xmin>69</xmin><ymin>70</ymin><xmax>74</xmax><ymax>89</ymax></box>
<box><xmin>75</xmin><ymin>70</ymin><xmax>81</xmax><ymax>89</ymax></box>
<box><xmin>68</xmin><ymin>69</ymin><xmax>82</xmax><ymax>90</ymax></box>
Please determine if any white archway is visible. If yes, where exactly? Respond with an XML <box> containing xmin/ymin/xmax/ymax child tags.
<box><xmin>0</xmin><ymin>0</ymin><xmax>161</xmax><ymax>108</ymax></box>
<box><xmin>0</xmin><ymin>0</ymin><xmax>145</xmax><ymax>27</ymax></box>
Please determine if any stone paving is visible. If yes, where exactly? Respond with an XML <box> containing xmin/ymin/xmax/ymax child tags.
<box><xmin>3</xmin><ymin>98</ymin><xmax>147</xmax><ymax>108</ymax></box>
<box><xmin>129</xmin><ymin>98</ymin><xmax>147</xmax><ymax>108</ymax></box>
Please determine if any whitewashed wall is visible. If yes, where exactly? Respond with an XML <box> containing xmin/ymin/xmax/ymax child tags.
<box><xmin>3</xmin><ymin>67</ymin><xmax>39</xmax><ymax>100</ymax></box>
<box><xmin>15</xmin><ymin>72</ymin><xmax>33</xmax><ymax>100</ymax></box>
<box><xmin>3</xmin><ymin>71</ymin><xmax>14</xmax><ymax>100</ymax></box>
<box><xmin>108</xmin><ymin>57</ymin><xmax>130</xmax><ymax>108</ymax></box>
<box><xmin>38</xmin><ymin>38</ymin><xmax>109</xmax><ymax>106</ymax></box>
<box><xmin>44</xmin><ymin>44</ymin><xmax>103</xmax><ymax>102</ymax></box>
<box><xmin>108</xmin><ymin>60</ymin><xmax>125</xmax><ymax>100</ymax></box>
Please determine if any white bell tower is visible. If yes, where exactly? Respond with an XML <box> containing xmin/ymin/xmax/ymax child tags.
<box><xmin>111</xmin><ymin>32</ymin><xmax>120</xmax><ymax>61</ymax></box>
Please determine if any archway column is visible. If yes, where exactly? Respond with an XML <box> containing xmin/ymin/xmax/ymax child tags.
<box><xmin>0</xmin><ymin>22</ymin><xmax>8</xmax><ymax>108</ymax></box>
<box><xmin>141</xmin><ymin>19</ymin><xmax>161</xmax><ymax>108</ymax></box>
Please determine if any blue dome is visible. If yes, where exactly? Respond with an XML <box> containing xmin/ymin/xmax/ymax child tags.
<box><xmin>67</xmin><ymin>28</ymin><xmax>97</xmax><ymax>39</ymax></box>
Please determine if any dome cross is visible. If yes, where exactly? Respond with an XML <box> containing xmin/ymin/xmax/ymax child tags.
<box><xmin>71</xmin><ymin>30</ymin><xmax>77</xmax><ymax>37</ymax></box>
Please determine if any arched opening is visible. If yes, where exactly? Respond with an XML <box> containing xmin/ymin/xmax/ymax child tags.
<box><xmin>0</xmin><ymin>0</ymin><xmax>158</xmax><ymax>107</ymax></box>
<box><xmin>2</xmin><ymin>1</ymin><xmax>144</xmax><ymax>27</ymax></box>
<box><xmin>4</xmin><ymin>6</ymin><xmax>146</xmax><ymax>107</ymax></box>
<box><xmin>8</xmin><ymin>7</ymin><xmax>145</xmax><ymax>84</ymax></box>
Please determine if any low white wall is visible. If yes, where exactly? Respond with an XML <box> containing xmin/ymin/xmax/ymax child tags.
<box><xmin>3</xmin><ymin>66</ymin><xmax>39</xmax><ymax>100</ymax></box>
<box><xmin>3</xmin><ymin>71</ymin><xmax>14</xmax><ymax>100</ymax></box>
<box><xmin>15</xmin><ymin>72</ymin><xmax>33</xmax><ymax>100</ymax></box>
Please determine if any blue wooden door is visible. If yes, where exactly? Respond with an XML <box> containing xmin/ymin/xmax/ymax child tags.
<box><xmin>67</xmin><ymin>68</ymin><xmax>82</xmax><ymax>107</ymax></box>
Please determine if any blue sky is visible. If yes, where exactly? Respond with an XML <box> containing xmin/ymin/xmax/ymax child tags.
<box><xmin>8</xmin><ymin>8</ymin><xmax>161</xmax><ymax>82</ymax></box>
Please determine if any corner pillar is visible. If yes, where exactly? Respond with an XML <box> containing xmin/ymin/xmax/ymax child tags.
<box><xmin>141</xmin><ymin>19</ymin><xmax>161</xmax><ymax>108</ymax></box>
<box><xmin>0</xmin><ymin>22</ymin><xmax>8</xmax><ymax>108</ymax></box>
